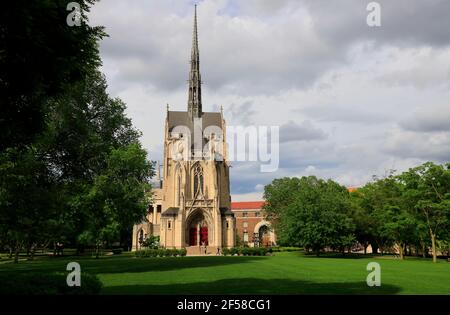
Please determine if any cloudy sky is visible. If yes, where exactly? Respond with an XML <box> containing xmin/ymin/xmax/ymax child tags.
<box><xmin>88</xmin><ymin>0</ymin><xmax>450</xmax><ymax>201</ymax></box>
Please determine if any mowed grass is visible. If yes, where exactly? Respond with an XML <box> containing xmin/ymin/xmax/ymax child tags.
<box><xmin>1</xmin><ymin>252</ymin><xmax>449</xmax><ymax>295</ymax></box>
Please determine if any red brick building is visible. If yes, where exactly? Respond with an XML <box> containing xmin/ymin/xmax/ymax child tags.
<box><xmin>231</xmin><ymin>201</ymin><xmax>276</xmax><ymax>247</ymax></box>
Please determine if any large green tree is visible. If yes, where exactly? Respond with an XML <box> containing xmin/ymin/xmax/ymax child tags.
<box><xmin>41</xmin><ymin>71</ymin><xmax>152</xmax><ymax>253</ymax></box>
<box><xmin>75</xmin><ymin>143</ymin><xmax>152</xmax><ymax>258</ymax></box>
<box><xmin>351</xmin><ymin>174</ymin><xmax>406</xmax><ymax>255</ymax></box>
<box><xmin>0</xmin><ymin>0</ymin><xmax>105</xmax><ymax>150</ymax></box>
<box><xmin>264</xmin><ymin>176</ymin><xmax>355</xmax><ymax>255</ymax></box>
<box><xmin>400</xmin><ymin>162</ymin><xmax>450</xmax><ymax>262</ymax></box>
<box><xmin>0</xmin><ymin>147</ymin><xmax>59</xmax><ymax>262</ymax></box>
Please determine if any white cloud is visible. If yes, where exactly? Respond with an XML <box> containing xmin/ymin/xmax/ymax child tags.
<box><xmin>87</xmin><ymin>0</ymin><xmax>450</xmax><ymax>200</ymax></box>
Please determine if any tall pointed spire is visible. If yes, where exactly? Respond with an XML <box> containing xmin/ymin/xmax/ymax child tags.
<box><xmin>188</xmin><ymin>4</ymin><xmax>202</xmax><ymax>118</ymax></box>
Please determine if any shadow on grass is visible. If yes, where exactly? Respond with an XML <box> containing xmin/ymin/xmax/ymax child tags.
<box><xmin>0</xmin><ymin>255</ymin><xmax>268</xmax><ymax>275</ymax></box>
<box><xmin>101</xmin><ymin>277</ymin><xmax>401</xmax><ymax>295</ymax></box>
<box><xmin>300</xmin><ymin>252</ymin><xmax>375</xmax><ymax>259</ymax></box>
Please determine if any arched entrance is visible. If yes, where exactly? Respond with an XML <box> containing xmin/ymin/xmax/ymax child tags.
<box><xmin>186</xmin><ymin>209</ymin><xmax>210</xmax><ymax>246</ymax></box>
<box><xmin>254</xmin><ymin>221</ymin><xmax>275</xmax><ymax>247</ymax></box>
<box><xmin>259</xmin><ymin>225</ymin><xmax>271</xmax><ymax>247</ymax></box>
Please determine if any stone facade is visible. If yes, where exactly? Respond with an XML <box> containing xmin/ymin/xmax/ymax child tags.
<box><xmin>132</xmin><ymin>5</ymin><xmax>235</xmax><ymax>251</ymax></box>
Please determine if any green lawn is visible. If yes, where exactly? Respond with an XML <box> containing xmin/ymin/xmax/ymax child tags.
<box><xmin>1</xmin><ymin>252</ymin><xmax>449</xmax><ymax>294</ymax></box>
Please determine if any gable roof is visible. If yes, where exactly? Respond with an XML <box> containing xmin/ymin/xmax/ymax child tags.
<box><xmin>167</xmin><ymin>111</ymin><xmax>222</xmax><ymax>133</ymax></box>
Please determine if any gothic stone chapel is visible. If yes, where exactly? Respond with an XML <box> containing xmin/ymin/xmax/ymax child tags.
<box><xmin>132</xmin><ymin>6</ymin><xmax>236</xmax><ymax>253</ymax></box>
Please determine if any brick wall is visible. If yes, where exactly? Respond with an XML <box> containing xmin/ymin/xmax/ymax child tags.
<box><xmin>231</xmin><ymin>201</ymin><xmax>266</xmax><ymax>246</ymax></box>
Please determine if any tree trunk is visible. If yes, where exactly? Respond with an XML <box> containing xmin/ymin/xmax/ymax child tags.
<box><xmin>8</xmin><ymin>247</ymin><xmax>13</xmax><ymax>259</ymax></box>
<box><xmin>95</xmin><ymin>244</ymin><xmax>100</xmax><ymax>259</ymax></box>
<box><xmin>398</xmin><ymin>243</ymin><xmax>404</xmax><ymax>260</ymax></box>
<box><xmin>371</xmin><ymin>244</ymin><xmax>378</xmax><ymax>255</ymax></box>
<box><xmin>30</xmin><ymin>244</ymin><xmax>36</xmax><ymax>261</ymax></box>
<box><xmin>430</xmin><ymin>231</ymin><xmax>437</xmax><ymax>263</ymax></box>
<box><xmin>364</xmin><ymin>245</ymin><xmax>367</xmax><ymax>255</ymax></box>
<box><xmin>421</xmin><ymin>240</ymin><xmax>426</xmax><ymax>258</ymax></box>
<box><xmin>14</xmin><ymin>243</ymin><xmax>20</xmax><ymax>264</ymax></box>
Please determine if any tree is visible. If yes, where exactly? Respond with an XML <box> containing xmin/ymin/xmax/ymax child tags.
<box><xmin>400</xmin><ymin>162</ymin><xmax>450</xmax><ymax>262</ymax></box>
<box><xmin>264</xmin><ymin>176</ymin><xmax>355</xmax><ymax>255</ymax></box>
<box><xmin>351</xmin><ymin>173</ymin><xmax>404</xmax><ymax>255</ymax></box>
<box><xmin>0</xmin><ymin>1</ymin><xmax>155</xmax><ymax>260</ymax></box>
<box><xmin>0</xmin><ymin>147</ymin><xmax>58</xmax><ymax>262</ymax></box>
<box><xmin>0</xmin><ymin>68</ymin><xmax>152</xmax><ymax>260</ymax></box>
<box><xmin>0</xmin><ymin>0</ymin><xmax>105</xmax><ymax>150</ymax></box>
<box><xmin>379</xmin><ymin>206</ymin><xmax>417</xmax><ymax>259</ymax></box>
<box><xmin>75</xmin><ymin>143</ymin><xmax>153</xmax><ymax>258</ymax></box>
<box><xmin>263</xmin><ymin>177</ymin><xmax>302</xmax><ymax>239</ymax></box>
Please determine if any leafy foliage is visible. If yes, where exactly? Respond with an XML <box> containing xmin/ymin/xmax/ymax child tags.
<box><xmin>135</xmin><ymin>248</ymin><xmax>187</xmax><ymax>258</ymax></box>
<box><xmin>264</xmin><ymin>176</ymin><xmax>355</xmax><ymax>255</ymax></box>
<box><xmin>0</xmin><ymin>0</ymin><xmax>153</xmax><ymax>261</ymax></box>
<box><xmin>264</xmin><ymin>165</ymin><xmax>450</xmax><ymax>261</ymax></box>
<box><xmin>142</xmin><ymin>235</ymin><xmax>160</xmax><ymax>249</ymax></box>
<box><xmin>0</xmin><ymin>0</ymin><xmax>105</xmax><ymax>150</ymax></box>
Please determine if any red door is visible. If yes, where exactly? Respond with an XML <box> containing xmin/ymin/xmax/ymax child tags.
<box><xmin>189</xmin><ymin>227</ymin><xmax>197</xmax><ymax>246</ymax></box>
<box><xmin>200</xmin><ymin>227</ymin><xmax>208</xmax><ymax>246</ymax></box>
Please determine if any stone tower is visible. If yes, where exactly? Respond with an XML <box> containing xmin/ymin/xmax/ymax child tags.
<box><xmin>133</xmin><ymin>5</ymin><xmax>235</xmax><ymax>252</ymax></box>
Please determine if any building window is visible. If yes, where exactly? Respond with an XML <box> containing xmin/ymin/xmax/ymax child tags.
<box><xmin>255</xmin><ymin>212</ymin><xmax>260</xmax><ymax>217</ymax></box>
<box><xmin>175</xmin><ymin>173</ymin><xmax>181</xmax><ymax>207</ymax></box>
<box><xmin>242</xmin><ymin>212</ymin><xmax>248</xmax><ymax>218</ymax></box>
<box><xmin>193</xmin><ymin>164</ymin><xmax>204</xmax><ymax>196</ymax></box>
<box><xmin>243</xmin><ymin>221</ymin><xmax>248</xmax><ymax>228</ymax></box>
<box><xmin>226</xmin><ymin>222</ymin><xmax>229</xmax><ymax>229</ymax></box>
<box><xmin>168</xmin><ymin>221</ymin><xmax>172</xmax><ymax>229</ymax></box>
<box><xmin>243</xmin><ymin>232</ymin><xmax>249</xmax><ymax>243</ymax></box>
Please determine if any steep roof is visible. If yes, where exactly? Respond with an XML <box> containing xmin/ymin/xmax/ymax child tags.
<box><xmin>167</xmin><ymin>111</ymin><xmax>222</xmax><ymax>133</ymax></box>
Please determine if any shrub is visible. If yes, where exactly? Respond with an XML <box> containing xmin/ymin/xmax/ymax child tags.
<box><xmin>0</xmin><ymin>272</ymin><xmax>102</xmax><ymax>295</ymax></box>
<box><xmin>230</xmin><ymin>247</ymin><xmax>238</xmax><ymax>256</ymax></box>
<box><xmin>135</xmin><ymin>248</ymin><xmax>188</xmax><ymax>258</ymax></box>
<box><xmin>221</xmin><ymin>247</ymin><xmax>269</xmax><ymax>256</ymax></box>
<box><xmin>141</xmin><ymin>235</ymin><xmax>160</xmax><ymax>249</ymax></box>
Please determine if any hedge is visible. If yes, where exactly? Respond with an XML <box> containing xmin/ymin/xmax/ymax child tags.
<box><xmin>135</xmin><ymin>248</ymin><xmax>187</xmax><ymax>258</ymax></box>
<box><xmin>222</xmin><ymin>247</ymin><xmax>269</xmax><ymax>256</ymax></box>
<box><xmin>270</xmin><ymin>246</ymin><xmax>302</xmax><ymax>252</ymax></box>
<box><xmin>0</xmin><ymin>272</ymin><xmax>102</xmax><ymax>295</ymax></box>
